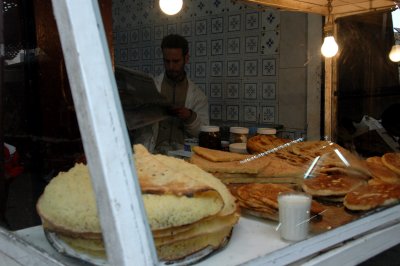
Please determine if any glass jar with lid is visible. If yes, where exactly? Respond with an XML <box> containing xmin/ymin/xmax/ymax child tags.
<box><xmin>256</xmin><ymin>128</ymin><xmax>277</xmax><ymax>137</ymax></box>
<box><xmin>229</xmin><ymin>127</ymin><xmax>249</xmax><ymax>144</ymax></box>
<box><xmin>198</xmin><ymin>126</ymin><xmax>221</xmax><ymax>150</ymax></box>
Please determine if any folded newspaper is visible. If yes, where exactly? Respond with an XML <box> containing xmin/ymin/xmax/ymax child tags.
<box><xmin>115</xmin><ymin>65</ymin><xmax>171</xmax><ymax>129</ymax></box>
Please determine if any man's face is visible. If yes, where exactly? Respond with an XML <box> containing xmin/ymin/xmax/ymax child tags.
<box><xmin>162</xmin><ymin>48</ymin><xmax>188</xmax><ymax>81</ymax></box>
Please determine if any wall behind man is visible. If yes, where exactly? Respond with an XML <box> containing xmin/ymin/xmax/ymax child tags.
<box><xmin>112</xmin><ymin>0</ymin><xmax>322</xmax><ymax>140</ymax></box>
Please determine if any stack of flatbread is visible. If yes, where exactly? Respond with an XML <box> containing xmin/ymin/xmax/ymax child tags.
<box><xmin>229</xmin><ymin>183</ymin><xmax>326</xmax><ymax>221</ymax></box>
<box><xmin>191</xmin><ymin>139</ymin><xmax>371</xmax><ymax>186</ymax></box>
<box><xmin>36</xmin><ymin>144</ymin><xmax>239</xmax><ymax>263</ymax></box>
<box><xmin>342</xmin><ymin>152</ymin><xmax>400</xmax><ymax>211</ymax></box>
<box><xmin>190</xmin><ymin>146</ymin><xmax>309</xmax><ymax>186</ymax></box>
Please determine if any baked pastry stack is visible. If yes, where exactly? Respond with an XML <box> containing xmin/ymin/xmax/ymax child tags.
<box><xmin>229</xmin><ymin>183</ymin><xmax>326</xmax><ymax>221</ymax></box>
<box><xmin>190</xmin><ymin>145</ymin><xmax>307</xmax><ymax>186</ymax></box>
<box><xmin>343</xmin><ymin>152</ymin><xmax>400</xmax><ymax>211</ymax></box>
<box><xmin>36</xmin><ymin>144</ymin><xmax>239</xmax><ymax>263</ymax></box>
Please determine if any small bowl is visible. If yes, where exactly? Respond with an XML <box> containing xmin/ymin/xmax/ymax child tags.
<box><xmin>229</xmin><ymin>142</ymin><xmax>248</xmax><ymax>154</ymax></box>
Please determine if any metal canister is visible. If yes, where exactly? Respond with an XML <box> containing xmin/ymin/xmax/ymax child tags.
<box><xmin>198</xmin><ymin>126</ymin><xmax>221</xmax><ymax>150</ymax></box>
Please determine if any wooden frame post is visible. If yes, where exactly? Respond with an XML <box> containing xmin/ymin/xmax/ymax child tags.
<box><xmin>50</xmin><ymin>0</ymin><xmax>158</xmax><ymax>265</ymax></box>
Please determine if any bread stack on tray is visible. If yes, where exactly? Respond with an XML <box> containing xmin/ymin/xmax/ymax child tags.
<box><xmin>190</xmin><ymin>145</ymin><xmax>308</xmax><ymax>186</ymax></box>
<box><xmin>36</xmin><ymin>144</ymin><xmax>239</xmax><ymax>263</ymax></box>
<box><xmin>191</xmin><ymin>135</ymin><xmax>400</xmax><ymax>231</ymax></box>
<box><xmin>229</xmin><ymin>183</ymin><xmax>326</xmax><ymax>221</ymax></box>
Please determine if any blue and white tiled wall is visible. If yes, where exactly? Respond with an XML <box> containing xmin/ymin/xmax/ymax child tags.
<box><xmin>112</xmin><ymin>0</ymin><xmax>309</xmax><ymax>139</ymax></box>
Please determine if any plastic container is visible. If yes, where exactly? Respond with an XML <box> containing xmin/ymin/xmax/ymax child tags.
<box><xmin>198</xmin><ymin>126</ymin><xmax>221</xmax><ymax>150</ymax></box>
<box><xmin>229</xmin><ymin>142</ymin><xmax>248</xmax><ymax>154</ymax></box>
<box><xmin>229</xmin><ymin>127</ymin><xmax>249</xmax><ymax>144</ymax></box>
<box><xmin>256</xmin><ymin>128</ymin><xmax>277</xmax><ymax>136</ymax></box>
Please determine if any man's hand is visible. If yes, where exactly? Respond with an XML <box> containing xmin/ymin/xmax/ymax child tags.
<box><xmin>169</xmin><ymin>107</ymin><xmax>192</xmax><ymax>121</ymax></box>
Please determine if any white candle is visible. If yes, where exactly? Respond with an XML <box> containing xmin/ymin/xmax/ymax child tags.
<box><xmin>278</xmin><ymin>192</ymin><xmax>311</xmax><ymax>241</ymax></box>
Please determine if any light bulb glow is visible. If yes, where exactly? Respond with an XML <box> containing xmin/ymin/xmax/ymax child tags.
<box><xmin>389</xmin><ymin>44</ymin><xmax>400</xmax><ymax>62</ymax></box>
<box><xmin>321</xmin><ymin>36</ymin><xmax>338</xmax><ymax>58</ymax></box>
<box><xmin>159</xmin><ymin>0</ymin><xmax>183</xmax><ymax>15</ymax></box>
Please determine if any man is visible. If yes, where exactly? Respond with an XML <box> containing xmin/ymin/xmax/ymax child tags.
<box><xmin>132</xmin><ymin>34</ymin><xmax>209</xmax><ymax>154</ymax></box>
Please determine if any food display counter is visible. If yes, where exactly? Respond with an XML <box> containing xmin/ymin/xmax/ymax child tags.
<box><xmin>2</xmin><ymin>204</ymin><xmax>400</xmax><ymax>265</ymax></box>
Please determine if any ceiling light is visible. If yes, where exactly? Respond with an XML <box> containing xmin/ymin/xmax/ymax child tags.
<box><xmin>389</xmin><ymin>44</ymin><xmax>400</xmax><ymax>62</ymax></box>
<box><xmin>159</xmin><ymin>0</ymin><xmax>183</xmax><ymax>16</ymax></box>
<box><xmin>321</xmin><ymin>0</ymin><xmax>339</xmax><ymax>58</ymax></box>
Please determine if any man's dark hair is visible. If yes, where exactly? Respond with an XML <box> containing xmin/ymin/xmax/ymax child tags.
<box><xmin>161</xmin><ymin>34</ymin><xmax>189</xmax><ymax>56</ymax></box>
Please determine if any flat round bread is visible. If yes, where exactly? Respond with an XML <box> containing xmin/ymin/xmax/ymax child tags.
<box><xmin>382</xmin><ymin>153</ymin><xmax>400</xmax><ymax>175</ymax></box>
<box><xmin>366</xmin><ymin>156</ymin><xmax>382</xmax><ymax>164</ymax></box>
<box><xmin>246</xmin><ymin>135</ymin><xmax>291</xmax><ymax>154</ymax></box>
<box><xmin>302</xmin><ymin>174</ymin><xmax>366</xmax><ymax>197</ymax></box>
<box><xmin>344</xmin><ymin>184</ymin><xmax>400</xmax><ymax>211</ymax></box>
<box><xmin>366</xmin><ymin>160</ymin><xmax>400</xmax><ymax>184</ymax></box>
<box><xmin>291</xmin><ymin>140</ymin><xmax>342</xmax><ymax>157</ymax></box>
<box><xmin>234</xmin><ymin>183</ymin><xmax>325</xmax><ymax>216</ymax></box>
<box><xmin>236</xmin><ymin>183</ymin><xmax>293</xmax><ymax>209</ymax></box>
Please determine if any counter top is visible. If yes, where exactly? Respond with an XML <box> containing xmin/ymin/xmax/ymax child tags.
<box><xmin>9</xmin><ymin>204</ymin><xmax>400</xmax><ymax>266</ymax></box>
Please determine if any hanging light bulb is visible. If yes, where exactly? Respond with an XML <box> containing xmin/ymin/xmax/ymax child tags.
<box><xmin>321</xmin><ymin>0</ymin><xmax>338</xmax><ymax>58</ymax></box>
<box><xmin>389</xmin><ymin>44</ymin><xmax>400</xmax><ymax>62</ymax></box>
<box><xmin>321</xmin><ymin>35</ymin><xmax>339</xmax><ymax>58</ymax></box>
<box><xmin>159</xmin><ymin>0</ymin><xmax>183</xmax><ymax>15</ymax></box>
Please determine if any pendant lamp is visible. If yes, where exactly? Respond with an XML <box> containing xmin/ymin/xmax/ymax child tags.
<box><xmin>321</xmin><ymin>0</ymin><xmax>339</xmax><ymax>58</ymax></box>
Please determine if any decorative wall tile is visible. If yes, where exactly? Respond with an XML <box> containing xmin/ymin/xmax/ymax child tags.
<box><xmin>142</xmin><ymin>47</ymin><xmax>152</xmax><ymax>60</ymax></box>
<box><xmin>120</xmin><ymin>48</ymin><xmax>128</xmax><ymax>62</ymax></box>
<box><xmin>228</xmin><ymin>14</ymin><xmax>241</xmax><ymax>32</ymax></box>
<box><xmin>209</xmin><ymin>0</ymin><xmax>226</xmax><ymax>15</ymax></box>
<box><xmin>195</xmin><ymin>62</ymin><xmax>207</xmax><ymax>78</ymax></box>
<box><xmin>181</xmin><ymin>22</ymin><xmax>192</xmax><ymax>37</ymax></box>
<box><xmin>226</xmin><ymin>105</ymin><xmax>240</xmax><ymax>121</ymax></box>
<box><xmin>129</xmin><ymin>48</ymin><xmax>140</xmax><ymax>61</ymax></box>
<box><xmin>211</xmin><ymin>39</ymin><xmax>224</xmax><ymax>55</ymax></box>
<box><xmin>130</xmin><ymin>29</ymin><xmax>139</xmax><ymax>43</ymax></box>
<box><xmin>261</xmin><ymin>31</ymin><xmax>279</xmax><ymax>55</ymax></box>
<box><xmin>262</xmin><ymin>9</ymin><xmax>280</xmax><ymax>30</ymax></box>
<box><xmin>245</xmin><ymin>36</ymin><xmax>258</xmax><ymax>53</ymax></box>
<box><xmin>211</xmin><ymin>17</ymin><xmax>224</xmax><ymax>34</ymax></box>
<box><xmin>210</xmin><ymin>83</ymin><xmax>223</xmax><ymax>98</ymax></box>
<box><xmin>244</xmin><ymin>104</ymin><xmax>258</xmax><ymax>122</ymax></box>
<box><xmin>185</xmin><ymin>63</ymin><xmax>191</xmax><ymax>77</ymax></box>
<box><xmin>120</xmin><ymin>31</ymin><xmax>128</xmax><ymax>44</ymax></box>
<box><xmin>226</xmin><ymin>82</ymin><xmax>240</xmax><ymax>99</ymax></box>
<box><xmin>142</xmin><ymin>27</ymin><xmax>151</xmax><ymax>41</ymax></box>
<box><xmin>261</xmin><ymin>106</ymin><xmax>275</xmax><ymax>123</ymax></box>
<box><xmin>195</xmin><ymin>41</ymin><xmax>208</xmax><ymax>57</ymax></box>
<box><xmin>262</xmin><ymin>59</ymin><xmax>276</xmax><ymax>76</ymax></box>
<box><xmin>142</xmin><ymin>65</ymin><xmax>152</xmax><ymax>75</ymax></box>
<box><xmin>227</xmin><ymin>37</ymin><xmax>240</xmax><ymax>54</ymax></box>
<box><xmin>245</xmin><ymin>12</ymin><xmax>259</xmax><ymax>30</ymax></box>
<box><xmin>227</xmin><ymin>60</ymin><xmax>240</xmax><ymax>77</ymax></box>
<box><xmin>244</xmin><ymin>83</ymin><xmax>257</xmax><ymax>99</ymax></box>
<box><xmin>262</xmin><ymin>82</ymin><xmax>276</xmax><ymax>99</ymax></box>
<box><xmin>154</xmin><ymin>26</ymin><xmax>163</xmax><ymax>40</ymax></box>
<box><xmin>154</xmin><ymin>46</ymin><xmax>163</xmax><ymax>59</ymax></box>
<box><xmin>194</xmin><ymin>0</ymin><xmax>209</xmax><ymax>17</ymax></box>
<box><xmin>195</xmin><ymin>19</ymin><xmax>207</xmax><ymax>35</ymax></box>
<box><xmin>244</xmin><ymin>60</ymin><xmax>258</xmax><ymax>76</ymax></box>
<box><xmin>210</xmin><ymin>104</ymin><xmax>222</xmax><ymax>120</ymax></box>
<box><xmin>211</xmin><ymin>61</ymin><xmax>223</xmax><ymax>77</ymax></box>
<box><xmin>114</xmin><ymin>49</ymin><xmax>120</xmax><ymax>62</ymax></box>
<box><xmin>227</xmin><ymin>0</ymin><xmax>245</xmax><ymax>12</ymax></box>
<box><xmin>167</xmin><ymin>24</ymin><xmax>177</xmax><ymax>35</ymax></box>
